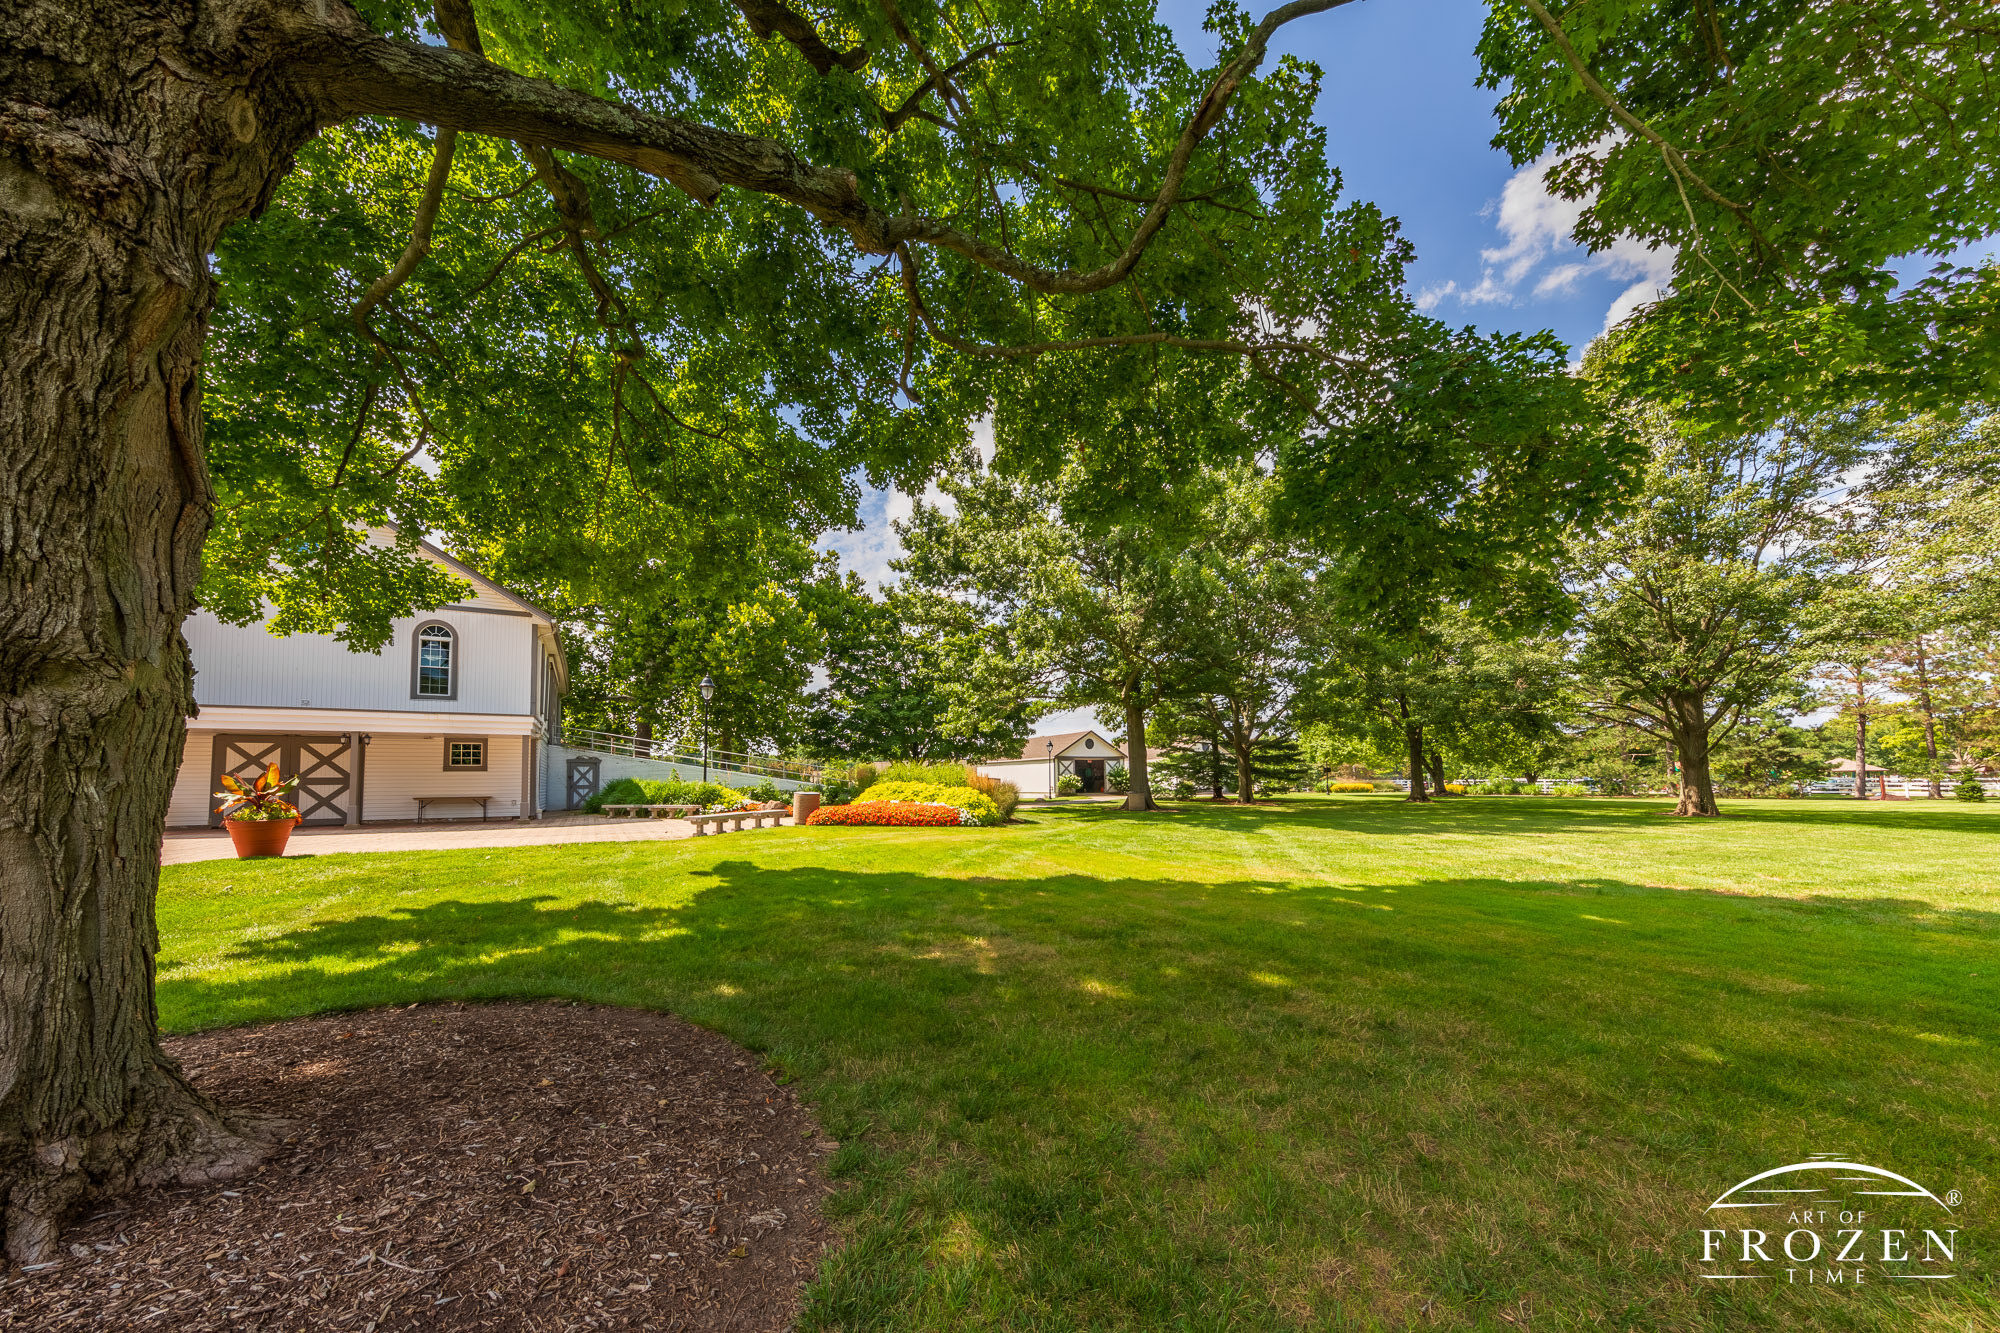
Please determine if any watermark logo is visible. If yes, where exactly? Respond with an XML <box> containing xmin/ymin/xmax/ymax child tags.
<box><xmin>1700</xmin><ymin>1155</ymin><xmax>1960</xmax><ymax>1286</ymax></box>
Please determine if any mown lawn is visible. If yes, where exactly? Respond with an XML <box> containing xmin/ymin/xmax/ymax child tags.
<box><xmin>156</xmin><ymin>796</ymin><xmax>2000</xmax><ymax>1331</ymax></box>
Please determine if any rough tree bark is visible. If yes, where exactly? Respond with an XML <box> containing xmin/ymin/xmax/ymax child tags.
<box><xmin>1852</xmin><ymin>698</ymin><xmax>1870</xmax><ymax>802</ymax></box>
<box><xmin>1426</xmin><ymin>746</ymin><xmax>1448</xmax><ymax>798</ymax></box>
<box><xmin>0</xmin><ymin>0</ymin><xmax>328</xmax><ymax>1262</ymax></box>
<box><xmin>1909</xmin><ymin>636</ymin><xmax>1942</xmax><ymax>799</ymax></box>
<box><xmin>1397</xmin><ymin>694</ymin><xmax>1429</xmax><ymax>803</ymax></box>
<box><xmin>1230</xmin><ymin>703</ymin><xmax>1256</xmax><ymax>804</ymax></box>
<box><xmin>1121</xmin><ymin>690</ymin><xmax>1159</xmax><ymax>812</ymax></box>
<box><xmin>1664</xmin><ymin>691</ymin><xmax>1720</xmax><ymax>817</ymax></box>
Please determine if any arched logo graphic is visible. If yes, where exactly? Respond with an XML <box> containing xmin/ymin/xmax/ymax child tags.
<box><xmin>1698</xmin><ymin>1156</ymin><xmax>1962</xmax><ymax>1287</ymax></box>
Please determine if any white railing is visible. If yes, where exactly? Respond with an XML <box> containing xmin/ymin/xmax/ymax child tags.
<box><xmin>1809</xmin><ymin>775</ymin><xmax>1998</xmax><ymax>798</ymax></box>
<box><xmin>555</xmin><ymin>726</ymin><xmax>819</xmax><ymax>782</ymax></box>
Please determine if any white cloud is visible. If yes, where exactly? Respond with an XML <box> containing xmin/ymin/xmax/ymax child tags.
<box><xmin>1433</xmin><ymin>144</ymin><xmax>1676</xmax><ymax>334</ymax></box>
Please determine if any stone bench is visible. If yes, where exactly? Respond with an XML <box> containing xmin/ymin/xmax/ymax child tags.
<box><xmin>688</xmin><ymin>808</ymin><xmax>789</xmax><ymax>836</ymax></box>
<box><xmin>600</xmin><ymin>804</ymin><xmax>700</xmax><ymax>819</ymax></box>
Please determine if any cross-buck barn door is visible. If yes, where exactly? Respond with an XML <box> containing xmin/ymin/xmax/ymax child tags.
<box><xmin>566</xmin><ymin>757</ymin><xmax>600</xmax><ymax>810</ymax></box>
<box><xmin>210</xmin><ymin>734</ymin><xmax>351</xmax><ymax>826</ymax></box>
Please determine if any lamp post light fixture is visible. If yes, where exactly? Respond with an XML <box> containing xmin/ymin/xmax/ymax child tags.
<box><xmin>1046</xmin><ymin>738</ymin><xmax>1055</xmax><ymax>797</ymax></box>
<box><xmin>698</xmin><ymin>675</ymin><xmax>715</xmax><ymax>782</ymax></box>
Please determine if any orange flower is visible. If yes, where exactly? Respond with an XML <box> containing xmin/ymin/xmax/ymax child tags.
<box><xmin>805</xmin><ymin>802</ymin><xmax>967</xmax><ymax>827</ymax></box>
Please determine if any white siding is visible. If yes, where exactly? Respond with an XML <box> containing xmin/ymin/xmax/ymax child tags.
<box><xmin>975</xmin><ymin>758</ymin><xmax>1054</xmax><ymax>799</ymax></box>
<box><xmin>361</xmin><ymin>733</ymin><xmax>525</xmax><ymax>822</ymax></box>
<box><xmin>539</xmin><ymin>744</ymin><xmax>804</xmax><ymax>811</ymax></box>
<box><xmin>168</xmin><ymin>731</ymin><xmax>219</xmax><ymax>827</ymax></box>
<box><xmin>187</xmin><ymin>607</ymin><xmax>535</xmax><ymax>716</ymax></box>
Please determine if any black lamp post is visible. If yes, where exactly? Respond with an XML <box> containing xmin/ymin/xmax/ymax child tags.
<box><xmin>1046</xmin><ymin>738</ymin><xmax>1055</xmax><ymax>797</ymax></box>
<box><xmin>699</xmin><ymin>675</ymin><xmax>715</xmax><ymax>782</ymax></box>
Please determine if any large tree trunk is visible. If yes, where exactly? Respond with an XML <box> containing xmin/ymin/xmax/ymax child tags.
<box><xmin>1397</xmin><ymin>694</ymin><xmax>1428</xmax><ymax>803</ymax></box>
<box><xmin>1851</xmin><ymin>669</ymin><xmax>1870</xmax><ymax>802</ymax></box>
<box><xmin>1121</xmin><ymin>693</ymin><xmax>1158</xmax><ymax>812</ymax></box>
<box><xmin>1664</xmin><ymin>692</ymin><xmax>1720</xmax><ymax>817</ymax></box>
<box><xmin>1426</xmin><ymin>746</ymin><xmax>1448</xmax><ymax>798</ymax></box>
<box><xmin>0</xmin><ymin>0</ymin><xmax>319</xmax><ymax>1261</ymax></box>
<box><xmin>1912</xmin><ymin>637</ymin><xmax>1941</xmax><ymax>799</ymax></box>
<box><xmin>1853</xmin><ymin>709</ymin><xmax>1869</xmax><ymax>801</ymax></box>
<box><xmin>1232</xmin><ymin>711</ymin><xmax>1255</xmax><ymax>804</ymax></box>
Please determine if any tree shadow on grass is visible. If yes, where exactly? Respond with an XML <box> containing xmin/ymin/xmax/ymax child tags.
<box><xmin>159</xmin><ymin>861</ymin><xmax>2000</xmax><ymax>1330</ymax></box>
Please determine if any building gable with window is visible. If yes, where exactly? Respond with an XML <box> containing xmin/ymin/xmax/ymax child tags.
<box><xmin>972</xmin><ymin>729</ymin><xmax>1124</xmax><ymax>798</ymax></box>
<box><xmin>165</xmin><ymin>530</ymin><xmax>568</xmax><ymax>826</ymax></box>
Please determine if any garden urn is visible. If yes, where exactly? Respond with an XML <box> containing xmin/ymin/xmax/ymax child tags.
<box><xmin>226</xmin><ymin>817</ymin><xmax>298</xmax><ymax>859</ymax></box>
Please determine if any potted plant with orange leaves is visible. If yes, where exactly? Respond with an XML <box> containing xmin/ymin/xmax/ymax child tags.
<box><xmin>214</xmin><ymin>763</ymin><xmax>302</xmax><ymax>858</ymax></box>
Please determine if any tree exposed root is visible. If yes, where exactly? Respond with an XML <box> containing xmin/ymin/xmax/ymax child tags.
<box><xmin>3</xmin><ymin>1066</ymin><xmax>284</xmax><ymax>1267</ymax></box>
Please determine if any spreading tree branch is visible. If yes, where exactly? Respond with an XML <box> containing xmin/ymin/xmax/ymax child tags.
<box><xmin>734</xmin><ymin>0</ymin><xmax>872</xmax><ymax>74</ymax></box>
<box><xmin>1515</xmin><ymin>0</ymin><xmax>1747</xmax><ymax>215</ymax></box>
<box><xmin>301</xmin><ymin>0</ymin><xmax>1356</xmax><ymax>294</ymax></box>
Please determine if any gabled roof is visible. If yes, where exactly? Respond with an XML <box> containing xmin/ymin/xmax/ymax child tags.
<box><xmin>373</xmin><ymin>525</ymin><xmax>568</xmax><ymax>692</ymax></box>
<box><xmin>1007</xmin><ymin>729</ymin><xmax>1123</xmax><ymax>761</ymax></box>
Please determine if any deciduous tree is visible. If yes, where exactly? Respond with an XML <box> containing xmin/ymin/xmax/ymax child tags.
<box><xmin>1479</xmin><ymin>0</ymin><xmax>2000</xmax><ymax>429</ymax></box>
<box><xmin>0</xmin><ymin>0</ymin><xmax>1394</xmax><ymax>1256</ymax></box>
<box><xmin>1569</xmin><ymin>407</ymin><xmax>1864</xmax><ymax>814</ymax></box>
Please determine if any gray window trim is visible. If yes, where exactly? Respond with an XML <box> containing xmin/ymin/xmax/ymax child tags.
<box><xmin>411</xmin><ymin>620</ymin><xmax>459</xmax><ymax>701</ymax></box>
<box><xmin>443</xmin><ymin>736</ymin><xmax>489</xmax><ymax>771</ymax></box>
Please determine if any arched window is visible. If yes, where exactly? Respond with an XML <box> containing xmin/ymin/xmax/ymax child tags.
<box><xmin>412</xmin><ymin>622</ymin><xmax>457</xmax><ymax>699</ymax></box>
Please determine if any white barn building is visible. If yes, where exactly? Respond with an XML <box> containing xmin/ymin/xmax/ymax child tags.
<box><xmin>166</xmin><ymin>534</ymin><xmax>568</xmax><ymax>827</ymax></box>
<box><xmin>973</xmin><ymin>728</ymin><xmax>1124</xmax><ymax>798</ymax></box>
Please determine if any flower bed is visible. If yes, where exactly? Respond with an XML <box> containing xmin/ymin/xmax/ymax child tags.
<box><xmin>860</xmin><ymin>782</ymin><xmax>1001</xmax><ymax>825</ymax></box>
<box><xmin>806</xmin><ymin>801</ymin><xmax>971</xmax><ymax>827</ymax></box>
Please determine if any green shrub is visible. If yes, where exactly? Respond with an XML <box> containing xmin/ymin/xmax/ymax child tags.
<box><xmin>1473</xmin><ymin>779</ymin><xmax>1523</xmax><ymax>796</ymax></box>
<box><xmin>1171</xmin><ymin>780</ymin><xmax>1196</xmax><ymax>799</ymax></box>
<box><xmin>862</xmin><ymin>781</ymin><xmax>1003</xmax><ymax>825</ymax></box>
<box><xmin>1326</xmin><ymin>782</ymin><xmax>1374</xmax><ymax>793</ymax></box>
<box><xmin>740</xmin><ymin>777</ymin><xmax>785</xmax><ymax>804</ymax></box>
<box><xmin>807</xmin><ymin>776</ymin><xmax>861</xmax><ymax>806</ymax></box>
<box><xmin>1551</xmin><ymin>783</ymin><xmax>1590</xmax><ymax>797</ymax></box>
<box><xmin>964</xmin><ymin>772</ymin><xmax>1019</xmax><ymax>820</ymax></box>
<box><xmin>584</xmin><ymin>775</ymin><xmax>733</xmax><ymax>814</ymax></box>
<box><xmin>846</xmin><ymin>762</ymin><xmax>881</xmax><ymax>794</ymax></box>
<box><xmin>1957</xmin><ymin>775</ymin><xmax>1987</xmax><ymax>802</ymax></box>
<box><xmin>876</xmin><ymin>760</ymin><xmax>976</xmax><ymax>787</ymax></box>
<box><xmin>1106</xmin><ymin>763</ymin><xmax>1129</xmax><ymax>794</ymax></box>
<box><xmin>1055</xmin><ymin>774</ymin><xmax>1083</xmax><ymax>796</ymax></box>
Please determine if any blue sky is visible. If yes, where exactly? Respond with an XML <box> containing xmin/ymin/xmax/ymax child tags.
<box><xmin>818</xmin><ymin>0</ymin><xmax>1670</xmax><ymax>732</ymax></box>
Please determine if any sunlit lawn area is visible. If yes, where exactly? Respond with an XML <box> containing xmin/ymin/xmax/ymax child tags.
<box><xmin>157</xmin><ymin>795</ymin><xmax>2000</xmax><ymax>1330</ymax></box>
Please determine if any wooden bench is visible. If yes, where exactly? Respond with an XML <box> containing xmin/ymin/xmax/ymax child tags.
<box><xmin>688</xmin><ymin>808</ymin><xmax>789</xmax><ymax>836</ymax></box>
<box><xmin>600</xmin><ymin>804</ymin><xmax>700</xmax><ymax>819</ymax></box>
<box><xmin>415</xmin><ymin>795</ymin><xmax>493</xmax><ymax>822</ymax></box>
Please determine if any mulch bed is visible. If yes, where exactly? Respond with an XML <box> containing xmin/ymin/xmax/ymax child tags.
<box><xmin>0</xmin><ymin>1003</ymin><xmax>838</xmax><ymax>1331</ymax></box>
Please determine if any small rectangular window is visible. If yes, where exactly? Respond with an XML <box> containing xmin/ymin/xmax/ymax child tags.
<box><xmin>447</xmin><ymin>740</ymin><xmax>485</xmax><ymax>769</ymax></box>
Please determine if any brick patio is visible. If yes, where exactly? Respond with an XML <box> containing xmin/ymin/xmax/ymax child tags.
<box><xmin>158</xmin><ymin>812</ymin><xmax>757</xmax><ymax>866</ymax></box>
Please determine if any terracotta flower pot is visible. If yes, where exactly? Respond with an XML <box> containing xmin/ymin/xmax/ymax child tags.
<box><xmin>226</xmin><ymin>817</ymin><xmax>299</xmax><ymax>859</ymax></box>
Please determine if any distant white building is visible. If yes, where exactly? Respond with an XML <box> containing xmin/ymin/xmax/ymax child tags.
<box><xmin>974</xmin><ymin>729</ymin><xmax>1123</xmax><ymax>797</ymax></box>
<box><xmin>166</xmin><ymin>532</ymin><xmax>568</xmax><ymax>827</ymax></box>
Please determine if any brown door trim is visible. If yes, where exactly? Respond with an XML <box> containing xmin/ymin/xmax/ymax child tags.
<box><xmin>210</xmin><ymin>733</ymin><xmax>352</xmax><ymax>827</ymax></box>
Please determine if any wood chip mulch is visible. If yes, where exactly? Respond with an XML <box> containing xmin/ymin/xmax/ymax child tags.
<box><xmin>0</xmin><ymin>1003</ymin><xmax>839</xmax><ymax>1332</ymax></box>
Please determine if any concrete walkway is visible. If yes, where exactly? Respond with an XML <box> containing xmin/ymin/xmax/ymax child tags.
<box><xmin>159</xmin><ymin>812</ymin><xmax>745</xmax><ymax>866</ymax></box>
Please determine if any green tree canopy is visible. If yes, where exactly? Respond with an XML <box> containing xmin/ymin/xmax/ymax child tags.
<box><xmin>1568</xmin><ymin>404</ymin><xmax>1869</xmax><ymax>814</ymax></box>
<box><xmin>1479</xmin><ymin>0</ymin><xmax>2000</xmax><ymax>429</ymax></box>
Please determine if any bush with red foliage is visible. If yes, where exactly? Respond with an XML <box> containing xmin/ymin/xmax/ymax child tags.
<box><xmin>805</xmin><ymin>801</ymin><xmax>969</xmax><ymax>827</ymax></box>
